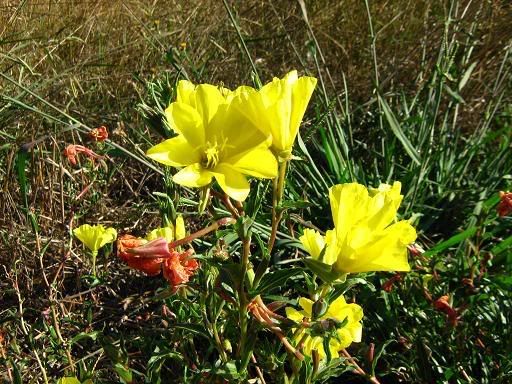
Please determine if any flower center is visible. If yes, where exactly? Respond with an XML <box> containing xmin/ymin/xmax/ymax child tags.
<box><xmin>201</xmin><ymin>142</ymin><xmax>221</xmax><ymax>169</ymax></box>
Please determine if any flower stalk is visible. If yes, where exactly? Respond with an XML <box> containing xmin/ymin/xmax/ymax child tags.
<box><xmin>268</xmin><ymin>160</ymin><xmax>288</xmax><ymax>253</ymax></box>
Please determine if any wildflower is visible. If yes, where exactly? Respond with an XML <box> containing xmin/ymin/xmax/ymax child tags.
<box><xmin>63</xmin><ymin>144</ymin><xmax>102</xmax><ymax>165</ymax></box>
<box><xmin>285</xmin><ymin>296</ymin><xmax>363</xmax><ymax>360</ymax></box>
<box><xmin>235</xmin><ymin>70</ymin><xmax>317</xmax><ymax>161</ymax></box>
<box><xmin>497</xmin><ymin>191</ymin><xmax>512</xmax><ymax>217</ymax></box>
<box><xmin>88</xmin><ymin>126</ymin><xmax>108</xmax><ymax>142</ymax></box>
<box><xmin>163</xmin><ymin>249</ymin><xmax>199</xmax><ymax>288</ymax></box>
<box><xmin>117</xmin><ymin>217</ymin><xmax>199</xmax><ymax>284</ymax></box>
<box><xmin>117</xmin><ymin>235</ymin><xmax>168</xmax><ymax>276</ymax></box>
<box><xmin>304</xmin><ymin>182</ymin><xmax>416</xmax><ymax>278</ymax></box>
<box><xmin>73</xmin><ymin>224</ymin><xmax>117</xmax><ymax>257</ymax></box>
<box><xmin>146</xmin><ymin>80</ymin><xmax>278</xmax><ymax>201</ymax></box>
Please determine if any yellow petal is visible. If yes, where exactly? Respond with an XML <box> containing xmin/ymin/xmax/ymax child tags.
<box><xmin>258</xmin><ymin>75</ymin><xmax>293</xmax><ymax>150</ymax></box>
<box><xmin>366</xmin><ymin>181</ymin><xmax>403</xmax><ymax>231</ymax></box>
<box><xmin>211</xmin><ymin>163</ymin><xmax>250</xmax><ymax>201</ymax></box>
<box><xmin>323</xmin><ymin>230</ymin><xmax>338</xmax><ymax>265</ymax></box>
<box><xmin>173</xmin><ymin>164</ymin><xmax>213</xmax><ymax>187</ymax></box>
<box><xmin>289</xmin><ymin>75</ymin><xmax>317</xmax><ymax>148</ymax></box>
<box><xmin>299</xmin><ymin>229</ymin><xmax>325</xmax><ymax>260</ymax></box>
<box><xmin>329</xmin><ymin>183</ymin><xmax>370</xmax><ymax>239</ymax></box>
<box><xmin>73</xmin><ymin>224</ymin><xmax>98</xmax><ymax>252</ymax></box>
<box><xmin>99</xmin><ymin>227</ymin><xmax>117</xmax><ymax>249</ymax></box>
<box><xmin>175</xmin><ymin>215</ymin><xmax>186</xmax><ymax>240</ymax></box>
<box><xmin>165</xmin><ymin>102</ymin><xmax>204</xmax><ymax>148</ymax></box>
<box><xmin>298</xmin><ymin>297</ymin><xmax>314</xmax><ymax>317</ymax></box>
<box><xmin>146</xmin><ymin>226</ymin><xmax>175</xmax><ymax>242</ymax></box>
<box><xmin>236</xmin><ymin>89</ymin><xmax>270</xmax><ymax>133</ymax></box>
<box><xmin>285</xmin><ymin>307</ymin><xmax>304</xmax><ymax>323</ymax></box>
<box><xmin>335</xmin><ymin>220</ymin><xmax>416</xmax><ymax>273</ymax></box>
<box><xmin>194</xmin><ymin>84</ymin><xmax>225</xmax><ymax>129</ymax></box>
<box><xmin>146</xmin><ymin>136</ymin><xmax>201</xmax><ymax>167</ymax></box>
<box><xmin>226</xmin><ymin>146</ymin><xmax>278</xmax><ymax>179</ymax></box>
<box><xmin>176</xmin><ymin>80</ymin><xmax>196</xmax><ymax>106</ymax></box>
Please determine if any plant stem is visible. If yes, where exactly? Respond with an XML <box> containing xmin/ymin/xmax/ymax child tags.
<box><xmin>341</xmin><ymin>349</ymin><xmax>381</xmax><ymax>384</ymax></box>
<box><xmin>168</xmin><ymin>217</ymin><xmax>236</xmax><ymax>250</ymax></box>
<box><xmin>238</xmin><ymin>234</ymin><xmax>252</xmax><ymax>370</ymax></box>
<box><xmin>268</xmin><ymin>160</ymin><xmax>288</xmax><ymax>253</ymax></box>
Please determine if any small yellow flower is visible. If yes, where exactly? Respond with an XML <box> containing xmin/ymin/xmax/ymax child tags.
<box><xmin>285</xmin><ymin>296</ymin><xmax>363</xmax><ymax>360</ymax></box>
<box><xmin>73</xmin><ymin>224</ymin><xmax>117</xmax><ymax>256</ymax></box>
<box><xmin>147</xmin><ymin>80</ymin><xmax>278</xmax><ymax>201</ymax></box>
<box><xmin>235</xmin><ymin>70</ymin><xmax>317</xmax><ymax>160</ymax></box>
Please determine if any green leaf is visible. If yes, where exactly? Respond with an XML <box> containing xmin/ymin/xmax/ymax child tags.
<box><xmin>172</xmin><ymin>323</ymin><xmax>211</xmax><ymax>339</ymax></box>
<box><xmin>148</xmin><ymin>351</ymin><xmax>182</xmax><ymax>384</ymax></box>
<box><xmin>371</xmin><ymin>340</ymin><xmax>394</xmax><ymax>376</ymax></box>
<box><xmin>251</xmin><ymin>268</ymin><xmax>304</xmax><ymax>295</ymax></box>
<box><xmin>114</xmin><ymin>363</ymin><xmax>133</xmax><ymax>384</ymax></box>
<box><xmin>458</xmin><ymin>61</ymin><xmax>477</xmax><ymax>90</ymax></box>
<box><xmin>251</xmin><ymin>233</ymin><xmax>270</xmax><ymax>289</ymax></box>
<box><xmin>379</xmin><ymin>95</ymin><xmax>421</xmax><ymax>165</ymax></box>
<box><xmin>70</xmin><ymin>331</ymin><xmax>101</xmax><ymax>345</ymax></box>
<box><xmin>10</xmin><ymin>359</ymin><xmax>22</xmax><ymax>384</ymax></box>
<box><xmin>490</xmin><ymin>235</ymin><xmax>512</xmax><ymax>256</ymax></box>
<box><xmin>422</xmin><ymin>226</ymin><xmax>477</xmax><ymax>257</ymax></box>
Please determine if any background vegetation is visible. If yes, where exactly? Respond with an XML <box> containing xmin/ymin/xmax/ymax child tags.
<box><xmin>1</xmin><ymin>0</ymin><xmax>511</xmax><ymax>382</ymax></box>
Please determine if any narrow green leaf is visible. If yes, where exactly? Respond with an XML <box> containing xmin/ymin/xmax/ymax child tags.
<box><xmin>423</xmin><ymin>226</ymin><xmax>477</xmax><ymax>257</ymax></box>
<box><xmin>458</xmin><ymin>61</ymin><xmax>478</xmax><ymax>90</ymax></box>
<box><xmin>491</xmin><ymin>235</ymin><xmax>512</xmax><ymax>256</ymax></box>
<box><xmin>379</xmin><ymin>96</ymin><xmax>421</xmax><ymax>165</ymax></box>
<box><xmin>251</xmin><ymin>268</ymin><xmax>303</xmax><ymax>295</ymax></box>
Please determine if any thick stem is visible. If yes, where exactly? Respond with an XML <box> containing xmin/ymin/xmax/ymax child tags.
<box><xmin>267</xmin><ymin>160</ymin><xmax>288</xmax><ymax>253</ymax></box>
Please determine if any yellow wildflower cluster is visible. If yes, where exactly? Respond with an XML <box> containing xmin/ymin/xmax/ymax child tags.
<box><xmin>146</xmin><ymin>71</ymin><xmax>317</xmax><ymax>201</ymax></box>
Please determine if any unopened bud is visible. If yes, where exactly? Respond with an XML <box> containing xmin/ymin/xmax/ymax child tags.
<box><xmin>312</xmin><ymin>298</ymin><xmax>328</xmax><ymax>320</ymax></box>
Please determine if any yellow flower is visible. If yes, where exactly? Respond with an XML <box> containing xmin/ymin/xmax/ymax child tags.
<box><xmin>146</xmin><ymin>215</ymin><xmax>187</xmax><ymax>242</ymax></box>
<box><xmin>146</xmin><ymin>80</ymin><xmax>278</xmax><ymax>201</ymax></box>
<box><xmin>236</xmin><ymin>70</ymin><xmax>317</xmax><ymax>160</ymax></box>
<box><xmin>73</xmin><ymin>224</ymin><xmax>117</xmax><ymax>256</ymax></box>
<box><xmin>285</xmin><ymin>296</ymin><xmax>363</xmax><ymax>360</ymax></box>
<box><xmin>329</xmin><ymin>181</ymin><xmax>416</xmax><ymax>274</ymax></box>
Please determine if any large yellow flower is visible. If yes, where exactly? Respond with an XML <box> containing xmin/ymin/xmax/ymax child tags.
<box><xmin>329</xmin><ymin>182</ymin><xmax>416</xmax><ymax>274</ymax></box>
<box><xmin>73</xmin><ymin>224</ymin><xmax>117</xmax><ymax>256</ymax></box>
<box><xmin>235</xmin><ymin>70</ymin><xmax>317</xmax><ymax>160</ymax></box>
<box><xmin>302</xmin><ymin>182</ymin><xmax>416</xmax><ymax>276</ymax></box>
<box><xmin>285</xmin><ymin>296</ymin><xmax>363</xmax><ymax>360</ymax></box>
<box><xmin>146</xmin><ymin>80</ymin><xmax>278</xmax><ymax>201</ymax></box>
